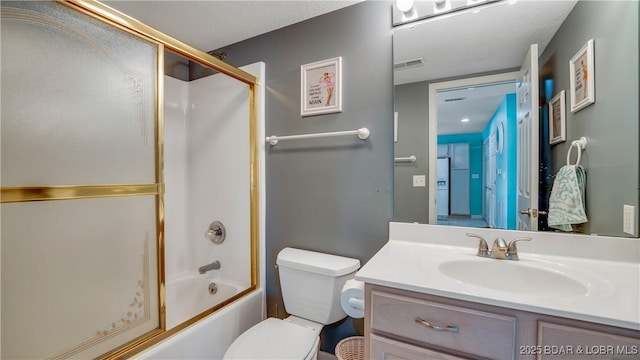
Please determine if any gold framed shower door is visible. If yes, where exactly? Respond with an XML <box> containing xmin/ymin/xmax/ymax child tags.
<box><xmin>1</xmin><ymin>0</ymin><xmax>260</xmax><ymax>358</ymax></box>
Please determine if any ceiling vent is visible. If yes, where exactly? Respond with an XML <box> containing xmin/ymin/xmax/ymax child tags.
<box><xmin>444</xmin><ymin>97</ymin><xmax>466</xmax><ymax>102</ymax></box>
<box><xmin>393</xmin><ymin>57</ymin><xmax>424</xmax><ymax>70</ymax></box>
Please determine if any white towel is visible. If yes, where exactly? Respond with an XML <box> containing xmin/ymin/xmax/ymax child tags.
<box><xmin>548</xmin><ymin>165</ymin><xmax>587</xmax><ymax>231</ymax></box>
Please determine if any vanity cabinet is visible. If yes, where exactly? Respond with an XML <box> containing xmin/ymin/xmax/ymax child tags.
<box><xmin>536</xmin><ymin>322</ymin><xmax>639</xmax><ymax>360</ymax></box>
<box><xmin>370</xmin><ymin>333</ymin><xmax>467</xmax><ymax>360</ymax></box>
<box><xmin>365</xmin><ymin>284</ymin><xmax>640</xmax><ymax>360</ymax></box>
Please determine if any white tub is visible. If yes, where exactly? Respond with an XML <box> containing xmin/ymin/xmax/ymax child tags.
<box><xmin>165</xmin><ymin>275</ymin><xmax>244</xmax><ymax>329</ymax></box>
<box><xmin>135</xmin><ymin>289</ymin><xmax>264</xmax><ymax>360</ymax></box>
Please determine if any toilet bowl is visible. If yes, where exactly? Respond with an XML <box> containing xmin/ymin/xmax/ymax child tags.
<box><xmin>223</xmin><ymin>318</ymin><xmax>320</xmax><ymax>360</ymax></box>
<box><xmin>223</xmin><ymin>247</ymin><xmax>360</xmax><ymax>360</ymax></box>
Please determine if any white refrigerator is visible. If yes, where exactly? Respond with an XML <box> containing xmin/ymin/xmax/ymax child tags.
<box><xmin>437</xmin><ymin>158</ymin><xmax>449</xmax><ymax>216</ymax></box>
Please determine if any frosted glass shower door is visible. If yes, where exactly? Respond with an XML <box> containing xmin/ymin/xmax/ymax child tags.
<box><xmin>1</xmin><ymin>198</ymin><xmax>159</xmax><ymax>359</ymax></box>
<box><xmin>1</xmin><ymin>1</ymin><xmax>162</xmax><ymax>359</ymax></box>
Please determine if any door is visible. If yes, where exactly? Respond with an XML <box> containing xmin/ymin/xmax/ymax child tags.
<box><xmin>516</xmin><ymin>44</ymin><xmax>540</xmax><ymax>230</ymax></box>
<box><xmin>487</xmin><ymin>130</ymin><xmax>497</xmax><ymax>228</ymax></box>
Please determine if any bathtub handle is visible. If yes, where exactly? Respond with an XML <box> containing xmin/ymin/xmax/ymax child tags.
<box><xmin>206</xmin><ymin>221</ymin><xmax>226</xmax><ymax>244</ymax></box>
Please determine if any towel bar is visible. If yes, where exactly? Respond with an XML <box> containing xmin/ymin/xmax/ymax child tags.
<box><xmin>566</xmin><ymin>137</ymin><xmax>587</xmax><ymax>165</ymax></box>
<box><xmin>266</xmin><ymin>127</ymin><xmax>370</xmax><ymax>146</ymax></box>
<box><xmin>395</xmin><ymin>155</ymin><xmax>417</xmax><ymax>163</ymax></box>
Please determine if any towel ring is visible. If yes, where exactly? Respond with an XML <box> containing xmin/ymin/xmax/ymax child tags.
<box><xmin>566</xmin><ymin>137</ymin><xmax>588</xmax><ymax>166</ymax></box>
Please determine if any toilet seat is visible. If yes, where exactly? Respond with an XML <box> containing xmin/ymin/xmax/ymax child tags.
<box><xmin>223</xmin><ymin>318</ymin><xmax>318</xmax><ymax>360</ymax></box>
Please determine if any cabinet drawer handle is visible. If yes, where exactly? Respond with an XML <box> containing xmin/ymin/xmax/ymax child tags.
<box><xmin>415</xmin><ymin>318</ymin><xmax>459</xmax><ymax>333</ymax></box>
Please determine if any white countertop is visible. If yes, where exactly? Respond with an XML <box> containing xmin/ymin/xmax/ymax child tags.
<box><xmin>355</xmin><ymin>223</ymin><xmax>640</xmax><ymax>330</ymax></box>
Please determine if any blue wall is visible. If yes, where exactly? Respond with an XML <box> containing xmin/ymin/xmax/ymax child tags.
<box><xmin>483</xmin><ymin>94</ymin><xmax>517</xmax><ymax>229</ymax></box>
<box><xmin>437</xmin><ymin>133</ymin><xmax>483</xmax><ymax>217</ymax></box>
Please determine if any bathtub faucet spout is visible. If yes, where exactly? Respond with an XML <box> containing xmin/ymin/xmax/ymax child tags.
<box><xmin>198</xmin><ymin>260</ymin><xmax>221</xmax><ymax>274</ymax></box>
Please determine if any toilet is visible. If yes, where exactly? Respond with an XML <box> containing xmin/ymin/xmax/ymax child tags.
<box><xmin>223</xmin><ymin>247</ymin><xmax>361</xmax><ymax>360</ymax></box>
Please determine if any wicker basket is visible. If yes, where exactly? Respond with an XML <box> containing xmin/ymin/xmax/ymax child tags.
<box><xmin>335</xmin><ymin>336</ymin><xmax>365</xmax><ymax>360</ymax></box>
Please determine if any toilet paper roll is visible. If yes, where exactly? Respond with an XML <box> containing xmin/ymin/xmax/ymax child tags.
<box><xmin>340</xmin><ymin>279</ymin><xmax>365</xmax><ymax>318</ymax></box>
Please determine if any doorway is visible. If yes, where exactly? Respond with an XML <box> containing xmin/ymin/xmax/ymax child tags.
<box><xmin>428</xmin><ymin>71</ymin><xmax>519</xmax><ymax>228</ymax></box>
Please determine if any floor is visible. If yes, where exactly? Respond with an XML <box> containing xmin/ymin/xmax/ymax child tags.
<box><xmin>437</xmin><ymin>215</ymin><xmax>489</xmax><ymax>228</ymax></box>
<box><xmin>319</xmin><ymin>351</ymin><xmax>338</xmax><ymax>360</ymax></box>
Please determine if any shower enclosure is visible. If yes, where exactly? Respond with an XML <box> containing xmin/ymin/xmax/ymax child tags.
<box><xmin>0</xmin><ymin>1</ymin><xmax>260</xmax><ymax>358</ymax></box>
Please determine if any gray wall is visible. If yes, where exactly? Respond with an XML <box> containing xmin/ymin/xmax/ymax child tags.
<box><xmin>394</xmin><ymin>82</ymin><xmax>430</xmax><ymax>223</ymax></box>
<box><xmin>164</xmin><ymin>50</ymin><xmax>189</xmax><ymax>81</ymax></box>
<box><xmin>539</xmin><ymin>0</ymin><xmax>639</xmax><ymax>237</ymax></box>
<box><xmin>212</xmin><ymin>1</ymin><xmax>394</xmax><ymax>350</ymax></box>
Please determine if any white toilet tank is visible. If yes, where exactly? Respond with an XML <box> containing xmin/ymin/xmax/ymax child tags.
<box><xmin>277</xmin><ymin>248</ymin><xmax>360</xmax><ymax>325</ymax></box>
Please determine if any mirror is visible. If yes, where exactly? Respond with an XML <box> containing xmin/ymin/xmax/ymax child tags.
<box><xmin>393</xmin><ymin>0</ymin><xmax>639</xmax><ymax>237</ymax></box>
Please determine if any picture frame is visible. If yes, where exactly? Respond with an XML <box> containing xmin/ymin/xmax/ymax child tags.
<box><xmin>301</xmin><ymin>57</ymin><xmax>342</xmax><ymax>116</ymax></box>
<box><xmin>549</xmin><ymin>90</ymin><xmax>566</xmax><ymax>145</ymax></box>
<box><xmin>569</xmin><ymin>39</ymin><xmax>595</xmax><ymax>113</ymax></box>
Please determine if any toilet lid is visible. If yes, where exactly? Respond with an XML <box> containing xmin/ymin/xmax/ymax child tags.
<box><xmin>224</xmin><ymin>318</ymin><xmax>317</xmax><ymax>359</ymax></box>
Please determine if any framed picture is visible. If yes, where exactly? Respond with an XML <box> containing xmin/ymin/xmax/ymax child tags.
<box><xmin>301</xmin><ymin>57</ymin><xmax>342</xmax><ymax>116</ymax></box>
<box><xmin>549</xmin><ymin>90</ymin><xmax>566</xmax><ymax>144</ymax></box>
<box><xmin>569</xmin><ymin>39</ymin><xmax>595</xmax><ymax>113</ymax></box>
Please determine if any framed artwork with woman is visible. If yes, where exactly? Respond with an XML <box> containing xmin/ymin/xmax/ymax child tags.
<box><xmin>569</xmin><ymin>39</ymin><xmax>595</xmax><ymax>113</ymax></box>
<box><xmin>301</xmin><ymin>57</ymin><xmax>342</xmax><ymax>116</ymax></box>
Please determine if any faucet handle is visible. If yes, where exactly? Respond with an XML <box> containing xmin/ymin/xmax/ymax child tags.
<box><xmin>507</xmin><ymin>237</ymin><xmax>531</xmax><ymax>259</ymax></box>
<box><xmin>494</xmin><ymin>237</ymin><xmax>508</xmax><ymax>249</ymax></box>
<box><xmin>489</xmin><ymin>237</ymin><xmax>509</xmax><ymax>259</ymax></box>
<box><xmin>466</xmin><ymin>233</ymin><xmax>489</xmax><ymax>256</ymax></box>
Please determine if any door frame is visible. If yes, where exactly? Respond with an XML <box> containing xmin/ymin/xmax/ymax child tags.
<box><xmin>427</xmin><ymin>71</ymin><xmax>519</xmax><ymax>224</ymax></box>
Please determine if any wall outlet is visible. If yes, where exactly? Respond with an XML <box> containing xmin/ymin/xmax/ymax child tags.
<box><xmin>623</xmin><ymin>205</ymin><xmax>636</xmax><ymax>235</ymax></box>
<box><xmin>413</xmin><ymin>175</ymin><xmax>426</xmax><ymax>187</ymax></box>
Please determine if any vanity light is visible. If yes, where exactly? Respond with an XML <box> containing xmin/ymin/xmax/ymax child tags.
<box><xmin>461</xmin><ymin>118</ymin><xmax>470</xmax><ymax>123</ymax></box>
<box><xmin>434</xmin><ymin>0</ymin><xmax>452</xmax><ymax>14</ymax></box>
<box><xmin>402</xmin><ymin>10</ymin><xmax>418</xmax><ymax>22</ymax></box>
<box><xmin>396</xmin><ymin>0</ymin><xmax>418</xmax><ymax>21</ymax></box>
<box><xmin>396</xmin><ymin>0</ymin><xmax>414</xmax><ymax>13</ymax></box>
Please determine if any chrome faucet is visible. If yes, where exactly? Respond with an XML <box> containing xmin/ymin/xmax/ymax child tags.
<box><xmin>198</xmin><ymin>260</ymin><xmax>221</xmax><ymax>274</ymax></box>
<box><xmin>466</xmin><ymin>233</ymin><xmax>531</xmax><ymax>260</ymax></box>
<box><xmin>505</xmin><ymin>237</ymin><xmax>532</xmax><ymax>260</ymax></box>
<box><xmin>465</xmin><ymin>233</ymin><xmax>489</xmax><ymax>257</ymax></box>
<box><xmin>489</xmin><ymin>237</ymin><xmax>508</xmax><ymax>259</ymax></box>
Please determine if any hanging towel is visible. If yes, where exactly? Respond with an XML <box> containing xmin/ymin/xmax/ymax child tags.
<box><xmin>548</xmin><ymin>165</ymin><xmax>587</xmax><ymax>231</ymax></box>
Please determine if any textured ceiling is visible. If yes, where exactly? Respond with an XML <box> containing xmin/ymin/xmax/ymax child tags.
<box><xmin>393</xmin><ymin>0</ymin><xmax>579</xmax><ymax>85</ymax></box>
<box><xmin>437</xmin><ymin>82</ymin><xmax>516</xmax><ymax>135</ymax></box>
<box><xmin>393</xmin><ymin>0</ymin><xmax>578</xmax><ymax>135</ymax></box>
<box><xmin>105</xmin><ymin>0</ymin><xmax>363</xmax><ymax>52</ymax></box>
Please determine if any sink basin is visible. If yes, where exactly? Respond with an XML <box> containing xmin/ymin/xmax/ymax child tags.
<box><xmin>438</xmin><ymin>259</ymin><xmax>589</xmax><ymax>296</ymax></box>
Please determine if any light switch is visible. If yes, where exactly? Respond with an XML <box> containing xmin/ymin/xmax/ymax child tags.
<box><xmin>623</xmin><ymin>205</ymin><xmax>636</xmax><ymax>235</ymax></box>
<box><xmin>413</xmin><ymin>175</ymin><xmax>426</xmax><ymax>187</ymax></box>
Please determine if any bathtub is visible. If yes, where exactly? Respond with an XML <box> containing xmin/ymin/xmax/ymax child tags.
<box><xmin>135</xmin><ymin>288</ymin><xmax>264</xmax><ymax>359</ymax></box>
<box><xmin>165</xmin><ymin>274</ymin><xmax>244</xmax><ymax>329</ymax></box>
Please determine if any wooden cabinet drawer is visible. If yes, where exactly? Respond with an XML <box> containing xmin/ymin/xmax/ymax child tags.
<box><xmin>371</xmin><ymin>290</ymin><xmax>517</xmax><ymax>359</ymax></box>
<box><xmin>370</xmin><ymin>333</ymin><xmax>468</xmax><ymax>360</ymax></box>
<box><xmin>537</xmin><ymin>322</ymin><xmax>640</xmax><ymax>360</ymax></box>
